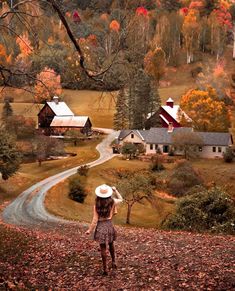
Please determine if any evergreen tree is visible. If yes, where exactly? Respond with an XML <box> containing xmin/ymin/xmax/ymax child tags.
<box><xmin>1</xmin><ymin>100</ymin><xmax>13</xmax><ymax>123</ymax></box>
<box><xmin>113</xmin><ymin>88</ymin><xmax>129</xmax><ymax>130</ymax></box>
<box><xmin>0</xmin><ymin>129</ymin><xmax>21</xmax><ymax>180</ymax></box>
<box><xmin>149</xmin><ymin>82</ymin><xmax>161</xmax><ymax>116</ymax></box>
<box><xmin>132</xmin><ymin>69</ymin><xmax>151</xmax><ymax>129</ymax></box>
<box><xmin>204</xmin><ymin>0</ymin><xmax>219</xmax><ymax>15</ymax></box>
<box><xmin>160</xmin><ymin>0</ymin><xmax>181</xmax><ymax>12</ymax></box>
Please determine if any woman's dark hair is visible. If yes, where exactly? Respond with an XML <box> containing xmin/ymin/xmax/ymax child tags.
<box><xmin>95</xmin><ymin>197</ymin><xmax>114</xmax><ymax>218</ymax></box>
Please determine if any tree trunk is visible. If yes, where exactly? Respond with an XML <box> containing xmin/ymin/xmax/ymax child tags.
<box><xmin>126</xmin><ymin>204</ymin><xmax>132</xmax><ymax>224</ymax></box>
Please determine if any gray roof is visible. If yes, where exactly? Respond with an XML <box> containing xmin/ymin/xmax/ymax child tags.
<box><xmin>119</xmin><ymin>127</ymin><xmax>232</xmax><ymax>147</ymax></box>
<box><xmin>146</xmin><ymin>128</ymin><xmax>193</xmax><ymax>144</ymax></box>
<box><xmin>118</xmin><ymin>129</ymin><xmax>149</xmax><ymax>141</ymax></box>
<box><xmin>197</xmin><ymin>132</ymin><xmax>232</xmax><ymax>146</ymax></box>
<box><xmin>146</xmin><ymin>127</ymin><xmax>232</xmax><ymax>146</ymax></box>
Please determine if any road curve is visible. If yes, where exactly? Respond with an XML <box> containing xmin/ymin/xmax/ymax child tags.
<box><xmin>2</xmin><ymin>130</ymin><xmax>119</xmax><ymax>226</ymax></box>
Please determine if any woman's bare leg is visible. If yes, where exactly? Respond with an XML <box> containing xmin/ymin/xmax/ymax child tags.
<box><xmin>100</xmin><ymin>243</ymin><xmax>108</xmax><ymax>275</ymax></box>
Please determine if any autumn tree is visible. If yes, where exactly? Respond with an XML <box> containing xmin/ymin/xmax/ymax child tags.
<box><xmin>229</xmin><ymin>3</ymin><xmax>235</xmax><ymax>59</ymax></box>
<box><xmin>117</xmin><ymin>171</ymin><xmax>154</xmax><ymax>224</ymax></box>
<box><xmin>153</xmin><ymin>13</ymin><xmax>182</xmax><ymax>65</ymax></box>
<box><xmin>144</xmin><ymin>47</ymin><xmax>166</xmax><ymax>86</ymax></box>
<box><xmin>34</xmin><ymin>67</ymin><xmax>62</xmax><ymax>103</ymax></box>
<box><xmin>33</xmin><ymin>134</ymin><xmax>65</xmax><ymax>166</ymax></box>
<box><xmin>180</xmin><ymin>87</ymin><xmax>231</xmax><ymax>132</ymax></box>
<box><xmin>208</xmin><ymin>5</ymin><xmax>232</xmax><ymax>60</ymax></box>
<box><xmin>182</xmin><ymin>9</ymin><xmax>201</xmax><ymax>63</ymax></box>
<box><xmin>0</xmin><ymin>129</ymin><xmax>21</xmax><ymax>180</ymax></box>
<box><xmin>7</xmin><ymin>115</ymin><xmax>36</xmax><ymax>139</ymax></box>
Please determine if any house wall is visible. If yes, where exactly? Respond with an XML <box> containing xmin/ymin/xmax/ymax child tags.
<box><xmin>198</xmin><ymin>146</ymin><xmax>227</xmax><ymax>159</ymax></box>
<box><xmin>146</xmin><ymin>143</ymin><xmax>227</xmax><ymax>158</ymax></box>
<box><xmin>120</xmin><ymin>133</ymin><xmax>144</xmax><ymax>146</ymax></box>
<box><xmin>146</xmin><ymin>143</ymin><xmax>170</xmax><ymax>154</ymax></box>
<box><xmin>38</xmin><ymin>105</ymin><xmax>55</xmax><ymax>128</ymax></box>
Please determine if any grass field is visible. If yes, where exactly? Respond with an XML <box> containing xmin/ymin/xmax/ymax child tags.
<box><xmin>0</xmin><ymin>139</ymin><xmax>100</xmax><ymax>203</ymax></box>
<box><xmin>45</xmin><ymin>157</ymin><xmax>175</xmax><ymax>228</ymax></box>
<box><xmin>0</xmin><ymin>85</ymin><xmax>191</xmax><ymax>128</ymax></box>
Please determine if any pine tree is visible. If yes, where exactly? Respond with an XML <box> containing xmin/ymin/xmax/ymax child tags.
<box><xmin>113</xmin><ymin>88</ymin><xmax>129</xmax><ymax>130</ymax></box>
<box><xmin>2</xmin><ymin>100</ymin><xmax>13</xmax><ymax>122</ymax></box>
<box><xmin>149</xmin><ymin>82</ymin><xmax>161</xmax><ymax>117</ymax></box>
<box><xmin>0</xmin><ymin>129</ymin><xmax>21</xmax><ymax>180</ymax></box>
<box><xmin>132</xmin><ymin>69</ymin><xmax>151</xmax><ymax>129</ymax></box>
<box><xmin>160</xmin><ymin>0</ymin><xmax>181</xmax><ymax>12</ymax></box>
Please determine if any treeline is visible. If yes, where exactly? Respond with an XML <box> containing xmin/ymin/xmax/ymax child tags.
<box><xmin>0</xmin><ymin>0</ymin><xmax>234</xmax><ymax>92</ymax></box>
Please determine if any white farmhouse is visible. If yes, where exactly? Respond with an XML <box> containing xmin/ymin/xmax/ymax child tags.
<box><xmin>117</xmin><ymin>126</ymin><xmax>233</xmax><ymax>159</ymax></box>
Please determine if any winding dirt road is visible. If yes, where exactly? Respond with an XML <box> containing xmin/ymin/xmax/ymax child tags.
<box><xmin>2</xmin><ymin>129</ymin><xmax>118</xmax><ymax>226</ymax></box>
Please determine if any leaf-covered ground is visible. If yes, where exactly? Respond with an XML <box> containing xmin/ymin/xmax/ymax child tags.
<box><xmin>0</xmin><ymin>220</ymin><xmax>234</xmax><ymax>290</ymax></box>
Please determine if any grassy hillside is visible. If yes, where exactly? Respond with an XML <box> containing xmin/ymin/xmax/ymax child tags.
<box><xmin>0</xmin><ymin>85</ymin><xmax>191</xmax><ymax>128</ymax></box>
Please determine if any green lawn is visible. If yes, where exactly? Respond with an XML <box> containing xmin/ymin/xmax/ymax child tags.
<box><xmin>45</xmin><ymin>157</ymin><xmax>175</xmax><ymax>228</ymax></box>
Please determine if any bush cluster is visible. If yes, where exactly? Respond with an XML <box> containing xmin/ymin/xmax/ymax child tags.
<box><xmin>149</xmin><ymin>155</ymin><xmax>165</xmax><ymax>172</ymax></box>
<box><xmin>68</xmin><ymin>177</ymin><xmax>87</xmax><ymax>203</ymax></box>
<box><xmin>77</xmin><ymin>165</ymin><xmax>89</xmax><ymax>176</ymax></box>
<box><xmin>168</xmin><ymin>161</ymin><xmax>203</xmax><ymax>197</ymax></box>
<box><xmin>164</xmin><ymin>187</ymin><xmax>235</xmax><ymax>235</ymax></box>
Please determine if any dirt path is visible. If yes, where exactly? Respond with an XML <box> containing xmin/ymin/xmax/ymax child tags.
<box><xmin>2</xmin><ymin>130</ymin><xmax>118</xmax><ymax>226</ymax></box>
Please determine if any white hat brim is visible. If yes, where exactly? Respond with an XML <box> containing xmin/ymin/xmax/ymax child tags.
<box><xmin>95</xmin><ymin>184</ymin><xmax>113</xmax><ymax>198</ymax></box>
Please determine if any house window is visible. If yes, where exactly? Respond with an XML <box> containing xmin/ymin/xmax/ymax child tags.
<box><xmin>163</xmin><ymin>145</ymin><xmax>169</xmax><ymax>153</ymax></box>
<box><xmin>218</xmin><ymin>147</ymin><xmax>222</xmax><ymax>153</ymax></box>
<box><xmin>155</xmin><ymin>144</ymin><xmax>158</xmax><ymax>150</ymax></box>
<box><xmin>131</xmin><ymin>134</ymin><xmax>134</xmax><ymax>139</ymax></box>
<box><xmin>150</xmin><ymin>144</ymin><xmax>153</xmax><ymax>150</ymax></box>
<box><xmin>212</xmin><ymin>147</ymin><xmax>216</xmax><ymax>153</ymax></box>
<box><xmin>198</xmin><ymin>146</ymin><xmax>202</xmax><ymax>152</ymax></box>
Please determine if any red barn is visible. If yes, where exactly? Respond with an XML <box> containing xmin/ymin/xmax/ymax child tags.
<box><xmin>146</xmin><ymin>98</ymin><xmax>192</xmax><ymax>129</ymax></box>
<box><xmin>38</xmin><ymin>96</ymin><xmax>92</xmax><ymax>136</ymax></box>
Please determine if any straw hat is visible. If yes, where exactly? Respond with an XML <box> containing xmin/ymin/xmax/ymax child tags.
<box><xmin>95</xmin><ymin>184</ymin><xmax>113</xmax><ymax>198</ymax></box>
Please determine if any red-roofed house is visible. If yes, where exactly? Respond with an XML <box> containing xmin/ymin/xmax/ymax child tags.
<box><xmin>38</xmin><ymin>96</ymin><xmax>92</xmax><ymax>136</ymax></box>
<box><xmin>146</xmin><ymin>98</ymin><xmax>192</xmax><ymax>129</ymax></box>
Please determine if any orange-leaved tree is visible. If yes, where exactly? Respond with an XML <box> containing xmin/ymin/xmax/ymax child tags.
<box><xmin>180</xmin><ymin>87</ymin><xmax>231</xmax><ymax>132</ymax></box>
<box><xmin>34</xmin><ymin>67</ymin><xmax>62</xmax><ymax>103</ymax></box>
<box><xmin>144</xmin><ymin>47</ymin><xmax>166</xmax><ymax>86</ymax></box>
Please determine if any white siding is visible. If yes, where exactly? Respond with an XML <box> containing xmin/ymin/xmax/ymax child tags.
<box><xmin>120</xmin><ymin>132</ymin><xmax>144</xmax><ymax>146</ymax></box>
<box><xmin>198</xmin><ymin>146</ymin><xmax>226</xmax><ymax>159</ymax></box>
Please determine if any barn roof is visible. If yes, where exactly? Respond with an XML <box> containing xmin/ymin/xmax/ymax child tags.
<box><xmin>50</xmin><ymin>116</ymin><xmax>90</xmax><ymax>127</ymax></box>
<box><xmin>46</xmin><ymin>101</ymin><xmax>74</xmax><ymax>116</ymax></box>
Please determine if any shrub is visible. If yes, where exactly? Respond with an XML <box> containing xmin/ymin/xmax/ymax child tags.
<box><xmin>164</xmin><ymin>187</ymin><xmax>235</xmax><ymax>235</ymax></box>
<box><xmin>121</xmin><ymin>143</ymin><xmax>138</xmax><ymax>159</ymax></box>
<box><xmin>168</xmin><ymin>161</ymin><xmax>203</xmax><ymax>196</ymax></box>
<box><xmin>223</xmin><ymin>147</ymin><xmax>234</xmax><ymax>163</ymax></box>
<box><xmin>77</xmin><ymin>164</ymin><xmax>89</xmax><ymax>176</ymax></box>
<box><xmin>68</xmin><ymin>178</ymin><xmax>87</xmax><ymax>203</ymax></box>
<box><xmin>149</xmin><ymin>155</ymin><xmax>165</xmax><ymax>172</ymax></box>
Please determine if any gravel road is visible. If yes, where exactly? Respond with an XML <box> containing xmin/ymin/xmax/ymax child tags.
<box><xmin>2</xmin><ymin>129</ymin><xmax>118</xmax><ymax>226</ymax></box>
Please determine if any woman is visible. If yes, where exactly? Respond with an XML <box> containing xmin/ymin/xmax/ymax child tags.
<box><xmin>85</xmin><ymin>184</ymin><xmax>123</xmax><ymax>275</ymax></box>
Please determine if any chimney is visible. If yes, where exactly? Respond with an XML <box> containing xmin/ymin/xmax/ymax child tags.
<box><xmin>166</xmin><ymin>98</ymin><xmax>174</xmax><ymax>108</ymax></box>
<box><xmin>53</xmin><ymin>96</ymin><xmax>59</xmax><ymax>104</ymax></box>
<box><xmin>168</xmin><ymin>122</ymin><xmax>174</xmax><ymax>133</ymax></box>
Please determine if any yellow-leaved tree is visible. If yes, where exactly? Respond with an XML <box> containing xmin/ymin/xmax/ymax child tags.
<box><xmin>180</xmin><ymin>87</ymin><xmax>230</xmax><ymax>132</ymax></box>
<box><xmin>34</xmin><ymin>67</ymin><xmax>62</xmax><ymax>103</ymax></box>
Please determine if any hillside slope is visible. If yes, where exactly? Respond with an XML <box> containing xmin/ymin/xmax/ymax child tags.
<box><xmin>0</xmin><ymin>222</ymin><xmax>234</xmax><ymax>290</ymax></box>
